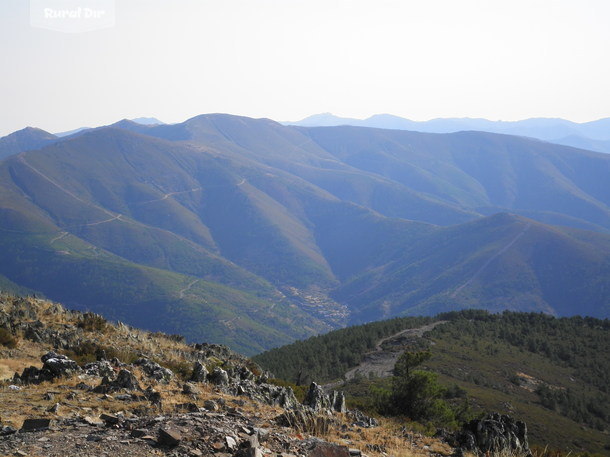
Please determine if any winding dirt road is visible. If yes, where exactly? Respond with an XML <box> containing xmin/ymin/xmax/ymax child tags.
<box><xmin>323</xmin><ymin>321</ymin><xmax>446</xmax><ymax>390</ymax></box>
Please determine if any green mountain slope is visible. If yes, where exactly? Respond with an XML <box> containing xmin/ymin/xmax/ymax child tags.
<box><xmin>0</xmin><ymin>228</ymin><xmax>328</xmax><ymax>355</ymax></box>
<box><xmin>334</xmin><ymin>213</ymin><xmax>610</xmax><ymax>321</ymax></box>
<box><xmin>1</xmin><ymin>114</ymin><xmax>610</xmax><ymax>353</ymax></box>
<box><xmin>305</xmin><ymin>127</ymin><xmax>610</xmax><ymax>232</ymax></box>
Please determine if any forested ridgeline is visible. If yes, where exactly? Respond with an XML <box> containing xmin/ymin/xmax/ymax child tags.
<box><xmin>429</xmin><ymin>310</ymin><xmax>610</xmax><ymax>393</ymax></box>
<box><xmin>427</xmin><ymin>311</ymin><xmax>610</xmax><ymax>432</ymax></box>
<box><xmin>252</xmin><ymin>316</ymin><xmax>434</xmax><ymax>383</ymax></box>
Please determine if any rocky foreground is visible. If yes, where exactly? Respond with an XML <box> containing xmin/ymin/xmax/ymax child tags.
<box><xmin>1</xmin><ymin>295</ymin><xmax>532</xmax><ymax>457</ymax></box>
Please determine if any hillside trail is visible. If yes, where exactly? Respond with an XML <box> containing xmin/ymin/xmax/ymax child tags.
<box><xmin>451</xmin><ymin>222</ymin><xmax>531</xmax><ymax>298</ymax></box>
<box><xmin>323</xmin><ymin>321</ymin><xmax>445</xmax><ymax>391</ymax></box>
<box><xmin>178</xmin><ymin>279</ymin><xmax>199</xmax><ymax>299</ymax></box>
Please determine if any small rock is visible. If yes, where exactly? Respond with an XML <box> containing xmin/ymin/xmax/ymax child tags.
<box><xmin>237</xmin><ymin>448</ymin><xmax>263</xmax><ymax>457</ymax></box>
<box><xmin>308</xmin><ymin>443</ymin><xmax>350</xmax><ymax>457</ymax></box>
<box><xmin>83</xmin><ymin>416</ymin><xmax>104</xmax><ymax>426</ymax></box>
<box><xmin>100</xmin><ymin>413</ymin><xmax>120</xmax><ymax>425</ymax></box>
<box><xmin>176</xmin><ymin>402</ymin><xmax>199</xmax><ymax>412</ymax></box>
<box><xmin>115</xmin><ymin>394</ymin><xmax>134</xmax><ymax>401</ymax></box>
<box><xmin>225</xmin><ymin>436</ymin><xmax>237</xmax><ymax>450</ymax></box>
<box><xmin>158</xmin><ymin>427</ymin><xmax>182</xmax><ymax>447</ymax></box>
<box><xmin>204</xmin><ymin>399</ymin><xmax>219</xmax><ymax>411</ymax></box>
<box><xmin>75</xmin><ymin>382</ymin><xmax>93</xmax><ymax>391</ymax></box>
<box><xmin>183</xmin><ymin>382</ymin><xmax>200</xmax><ymax>396</ymax></box>
<box><xmin>0</xmin><ymin>425</ymin><xmax>17</xmax><ymax>436</ymax></box>
<box><xmin>47</xmin><ymin>402</ymin><xmax>60</xmax><ymax>413</ymax></box>
<box><xmin>131</xmin><ymin>429</ymin><xmax>149</xmax><ymax>438</ymax></box>
<box><xmin>21</xmin><ymin>418</ymin><xmax>53</xmax><ymax>432</ymax></box>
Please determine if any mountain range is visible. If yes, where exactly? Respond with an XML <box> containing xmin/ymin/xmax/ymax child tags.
<box><xmin>1</xmin><ymin>113</ymin><xmax>609</xmax><ymax>353</ymax></box>
<box><xmin>286</xmin><ymin>113</ymin><xmax>610</xmax><ymax>154</ymax></box>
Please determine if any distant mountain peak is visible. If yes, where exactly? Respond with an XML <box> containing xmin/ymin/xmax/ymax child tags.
<box><xmin>0</xmin><ymin>126</ymin><xmax>58</xmax><ymax>159</ymax></box>
<box><xmin>284</xmin><ymin>114</ymin><xmax>610</xmax><ymax>153</ymax></box>
<box><xmin>130</xmin><ymin>117</ymin><xmax>165</xmax><ymax>125</ymax></box>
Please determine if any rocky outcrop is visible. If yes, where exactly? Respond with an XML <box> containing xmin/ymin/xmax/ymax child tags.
<box><xmin>134</xmin><ymin>358</ymin><xmax>174</xmax><ymax>382</ymax></box>
<box><xmin>451</xmin><ymin>413</ymin><xmax>532</xmax><ymax>457</ymax></box>
<box><xmin>95</xmin><ymin>369</ymin><xmax>142</xmax><ymax>393</ymax></box>
<box><xmin>229</xmin><ymin>380</ymin><xmax>300</xmax><ymax>409</ymax></box>
<box><xmin>83</xmin><ymin>360</ymin><xmax>115</xmax><ymax>377</ymax></box>
<box><xmin>304</xmin><ymin>382</ymin><xmax>332</xmax><ymax>411</ymax></box>
<box><xmin>276</xmin><ymin>409</ymin><xmax>332</xmax><ymax>434</ymax></box>
<box><xmin>303</xmin><ymin>382</ymin><xmax>346</xmax><ymax>414</ymax></box>
<box><xmin>190</xmin><ymin>361</ymin><xmax>209</xmax><ymax>382</ymax></box>
<box><xmin>330</xmin><ymin>390</ymin><xmax>347</xmax><ymax>413</ymax></box>
<box><xmin>14</xmin><ymin>351</ymin><xmax>81</xmax><ymax>384</ymax></box>
<box><xmin>209</xmin><ymin>367</ymin><xmax>230</xmax><ymax>386</ymax></box>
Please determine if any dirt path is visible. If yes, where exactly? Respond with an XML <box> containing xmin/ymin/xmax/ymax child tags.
<box><xmin>451</xmin><ymin>222</ymin><xmax>531</xmax><ymax>298</ymax></box>
<box><xmin>178</xmin><ymin>279</ymin><xmax>199</xmax><ymax>299</ymax></box>
<box><xmin>323</xmin><ymin>321</ymin><xmax>445</xmax><ymax>390</ymax></box>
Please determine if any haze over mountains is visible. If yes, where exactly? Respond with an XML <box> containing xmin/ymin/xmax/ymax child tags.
<box><xmin>286</xmin><ymin>113</ymin><xmax>610</xmax><ymax>154</ymax></box>
<box><xmin>1</xmin><ymin>113</ymin><xmax>609</xmax><ymax>353</ymax></box>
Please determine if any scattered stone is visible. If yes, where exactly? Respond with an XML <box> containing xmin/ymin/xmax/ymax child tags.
<box><xmin>115</xmin><ymin>393</ymin><xmax>135</xmax><ymax>401</ymax></box>
<box><xmin>158</xmin><ymin>427</ymin><xmax>182</xmax><ymax>447</ymax></box>
<box><xmin>131</xmin><ymin>428</ymin><xmax>149</xmax><ymax>438</ymax></box>
<box><xmin>100</xmin><ymin>413</ymin><xmax>120</xmax><ymax>425</ymax></box>
<box><xmin>47</xmin><ymin>402</ymin><xmax>61</xmax><ymax>413</ymax></box>
<box><xmin>176</xmin><ymin>402</ymin><xmax>199</xmax><ymax>412</ymax></box>
<box><xmin>20</xmin><ymin>418</ymin><xmax>53</xmax><ymax>432</ymax></box>
<box><xmin>348</xmin><ymin>410</ymin><xmax>378</xmax><ymax>428</ymax></box>
<box><xmin>0</xmin><ymin>425</ymin><xmax>17</xmax><ymax>436</ymax></box>
<box><xmin>237</xmin><ymin>447</ymin><xmax>264</xmax><ymax>457</ymax></box>
<box><xmin>225</xmin><ymin>435</ymin><xmax>238</xmax><ymax>450</ymax></box>
<box><xmin>82</xmin><ymin>416</ymin><xmax>104</xmax><ymax>426</ymax></box>
<box><xmin>75</xmin><ymin>382</ymin><xmax>93</xmax><ymax>391</ymax></box>
<box><xmin>204</xmin><ymin>400</ymin><xmax>219</xmax><ymax>411</ymax></box>
<box><xmin>183</xmin><ymin>382</ymin><xmax>200</xmax><ymax>396</ymax></box>
<box><xmin>145</xmin><ymin>386</ymin><xmax>162</xmax><ymax>406</ymax></box>
<box><xmin>308</xmin><ymin>442</ymin><xmax>350</xmax><ymax>457</ymax></box>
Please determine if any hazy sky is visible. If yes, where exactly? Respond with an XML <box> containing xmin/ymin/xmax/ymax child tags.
<box><xmin>1</xmin><ymin>0</ymin><xmax>610</xmax><ymax>136</ymax></box>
